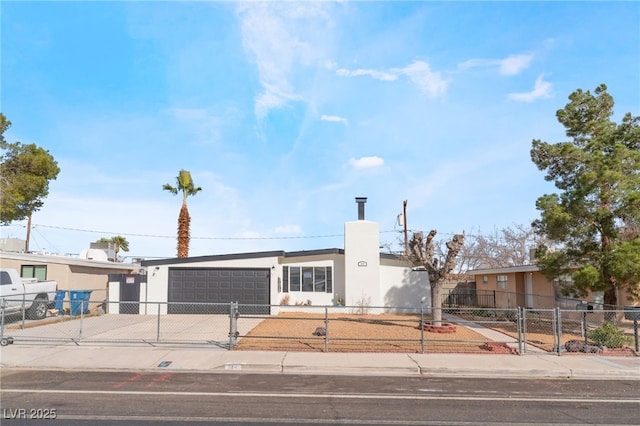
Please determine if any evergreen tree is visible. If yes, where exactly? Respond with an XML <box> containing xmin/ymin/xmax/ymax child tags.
<box><xmin>530</xmin><ymin>84</ymin><xmax>640</xmax><ymax>307</ymax></box>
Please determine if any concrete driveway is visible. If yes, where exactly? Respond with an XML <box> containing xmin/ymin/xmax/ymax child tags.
<box><xmin>2</xmin><ymin>314</ymin><xmax>264</xmax><ymax>349</ymax></box>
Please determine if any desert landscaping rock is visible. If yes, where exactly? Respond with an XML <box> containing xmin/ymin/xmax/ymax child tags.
<box><xmin>236</xmin><ymin>313</ymin><xmax>492</xmax><ymax>353</ymax></box>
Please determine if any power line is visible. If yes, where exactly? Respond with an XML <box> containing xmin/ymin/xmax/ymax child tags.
<box><xmin>3</xmin><ymin>222</ymin><xmax>469</xmax><ymax>241</ymax></box>
<box><xmin>25</xmin><ymin>223</ymin><xmax>399</xmax><ymax>241</ymax></box>
<box><xmin>31</xmin><ymin>226</ymin><xmax>61</xmax><ymax>253</ymax></box>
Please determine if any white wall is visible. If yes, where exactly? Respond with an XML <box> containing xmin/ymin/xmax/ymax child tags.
<box><xmin>277</xmin><ymin>254</ymin><xmax>343</xmax><ymax>309</ymax></box>
<box><xmin>107</xmin><ymin>280</ymin><xmax>120</xmax><ymax>314</ymax></box>
<box><xmin>344</xmin><ymin>220</ymin><xmax>380</xmax><ymax>307</ymax></box>
<box><xmin>379</xmin><ymin>258</ymin><xmax>430</xmax><ymax>313</ymax></box>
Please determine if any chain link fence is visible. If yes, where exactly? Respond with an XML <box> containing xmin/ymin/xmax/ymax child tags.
<box><xmin>1</xmin><ymin>297</ymin><xmax>638</xmax><ymax>355</ymax></box>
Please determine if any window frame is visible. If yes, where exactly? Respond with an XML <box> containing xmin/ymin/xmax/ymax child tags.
<box><xmin>496</xmin><ymin>274</ymin><xmax>508</xmax><ymax>289</ymax></box>
<box><xmin>289</xmin><ymin>267</ymin><xmax>301</xmax><ymax>292</ymax></box>
<box><xmin>281</xmin><ymin>266</ymin><xmax>333</xmax><ymax>293</ymax></box>
<box><xmin>21</xmin><ymin>265</ymin><xmax>47</xmax><ymax>281</ymax></box>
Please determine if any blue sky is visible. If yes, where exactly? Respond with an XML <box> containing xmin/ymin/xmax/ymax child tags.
<box><xmin>2</xmin><ymin>1</ymin><xmax>639</xmax><ymax>260</ymax></box>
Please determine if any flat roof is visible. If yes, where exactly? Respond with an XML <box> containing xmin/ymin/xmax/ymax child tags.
<box><xmin>141</xmin><ymin>248</ymin><xmax>404</xmax><ymax>267</ymax></box>
<box><xmin>0</xmin><ymin>251</ymin><xmax>138</xmax><ymax>271</ymax></box>
<box><xmin>469</xmin><ymin>264</ymin><xmax>540</xmax><ymax>275</ymax></box>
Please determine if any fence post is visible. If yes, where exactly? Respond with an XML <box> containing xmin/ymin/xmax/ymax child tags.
<box><xmin>1</xmin><ymin>299</ymin><xmax>5</xmax><ymax>342</ymax></box>
<box><xmin>79</xmin><ymin>301</ymin><xmax>83</xmax><ymax>340</ymax></box>
<box><xmin>324</xmin><ymin>306</ymin><xmax>329</xmax><ymax>353</ymax></box>
<box><xmin>420</xmin><ymin>303</ymin><xmax>425</xmax><ymax>354</ymax></box>
<box><xmin>634</xmin><ymin>319</ymin><xmax>639</xmax><ymax>353</ymax></box>
<box><xmin>556</xmin><ymin>307</ymin><xmax>563</xmax><ymax>356</ymax></box>
<box><xmin>156</xmin><ymin>303</ymin><xmax>161</xmax><ymax>343</ymax></box>
<box><xmin>229</xmin><ymin>302</ymin><xmax>239</xmax><ymax>349</ymax></box>
<box><xmin>551</xmin><ymin>308</ymin><xmax>557</xmax><ymax>354</ymax></box>
<box><xmin>518</xmin><ymin>307</ymin><xmax>525</xmax><ymax>355</ymax></box>
<box><xmin>20</xmin><ymin>293</ymin><xmax>26</xmax><ymax>329</ymax></box>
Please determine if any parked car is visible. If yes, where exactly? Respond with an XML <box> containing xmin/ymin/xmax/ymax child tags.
<box><xmin>0</xmin><ymin>268</ymin><xmax>57</xmax><ymax>320</ymax></box>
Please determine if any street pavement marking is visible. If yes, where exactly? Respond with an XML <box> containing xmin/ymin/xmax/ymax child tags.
<box><xmin>2</xmin><ymin>388</ymin><xmax>638</xmax><ymax>404</ymax></box>
<box><xmin>13</xmin><ymin>414</ymin><xmax>612</xmax><ymax>425</ymax></box>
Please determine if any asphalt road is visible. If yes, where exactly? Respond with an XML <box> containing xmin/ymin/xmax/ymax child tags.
<box><xmin>1</xmin><ymin>369</ymin><xmax>638</xmax><ymax>425</ymax></box>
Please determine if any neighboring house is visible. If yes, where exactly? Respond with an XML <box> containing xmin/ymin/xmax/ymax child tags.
<box><xmin>469</xmin><ymin>265</ymin><xmax>639</xmax><ymax>310</ymax></box>
<box><xmin>0</xmin><ymin>251</ymin><xmax>139</xmax><ymax>305</ymax></box>
<box><xmin>128</xmin><ymin>198</ymin><xmax>429</xmax><ymax>315</ymax></box>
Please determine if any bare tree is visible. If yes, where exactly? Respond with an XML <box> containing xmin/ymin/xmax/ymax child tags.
<box><xmin>408</xmin><ymin>230</ymin><xmax>464</xmax><ymax>326</ymax></box>
<box><xmin>431</xmin><ymin>231</ymin><xmax>482</xmax><ymax>275</ymax></box>
<box><xmin>467</xmin><ymin>224</ymin><xmax>550</xmax><ymax>268</ymax></box>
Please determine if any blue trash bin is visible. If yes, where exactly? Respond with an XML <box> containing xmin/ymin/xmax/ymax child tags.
<box><xmin>70</xmin><ymin>290</ymin><xmax>92</xmax><ymax>316</ymax></box>
<box><xmin>54</xmin><ymin>290</ymin><xmax>66</xmax><ymax>313</ymax></box>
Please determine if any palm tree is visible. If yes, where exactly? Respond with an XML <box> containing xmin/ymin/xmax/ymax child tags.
<box><xmin>96</xmin><ymin>235</ymin><xmax>130</xmax><ymax>261</ymax></box>
<box><xmin>163</xmin><ymin>170</ymin><xmax>202</xmax><ymax>258</ymax></box>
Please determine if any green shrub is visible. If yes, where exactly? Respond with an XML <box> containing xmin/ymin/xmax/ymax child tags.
<box><xmin>471</xmin><ymin>309</ymin><xmax>493</xmax><ymax>317</ymax></box>
<box><xmin>587</xmin><ymin>321</ymin><xmax>632</xmax><ymax>348</ymax></box>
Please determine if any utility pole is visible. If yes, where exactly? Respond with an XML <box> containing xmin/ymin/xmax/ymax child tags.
<box><xmin>402</xmin><ymin>200</ymin><xmax>408</xmax><ymax>256</ymax></box>
<box><xmin>25</xmin><ymin>212</ymin><xmax>32</xmax><ymax>253</ymax></box>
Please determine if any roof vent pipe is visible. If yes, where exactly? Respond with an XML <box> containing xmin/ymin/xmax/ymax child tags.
<box><xmin>355</xmin><ymin>197</ymin><xmax>367</xmax><ymax>220</ymax></box>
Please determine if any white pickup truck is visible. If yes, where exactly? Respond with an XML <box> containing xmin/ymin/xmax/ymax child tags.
<box><xmin>0</xmin><ymin>268</ymin><xmax>58</xmax><ymax>320</ymax></box>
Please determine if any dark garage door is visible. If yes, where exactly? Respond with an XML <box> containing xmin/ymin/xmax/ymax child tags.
<box><xmin>168</xmin><ymin>268</ymin><xmax>270</xmax><ymax>314</ymax></box>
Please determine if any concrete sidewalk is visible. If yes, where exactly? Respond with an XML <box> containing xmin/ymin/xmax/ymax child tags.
<box><xmin>1</xmin><ymin>342</ymin><xmax>638</xmax><ymax>380</ymax></box>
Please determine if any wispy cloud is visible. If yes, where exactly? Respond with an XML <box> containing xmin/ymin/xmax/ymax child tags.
<box><xmin>498</xmin><ymin>54</ymin><xmax>534</xmax><ymax>76</ymax></box>
<box><xmin>335</xmin><ymin>68</ymin><xmax>397</xmax><ymax>81</ymax></box>
<box><xmin>336</xmin><ymin>60</ymin><xmax>448</xmax><ymax>98</ymax></box>
<box><xmin>349</xmin><ymin>156</ymin><xmax>384</xmax><ymax>169</ymax></box>
<box><xmin>236</xmin><ymin>3</ymin><xmax>332</xmax><ymax>120</ymax></box>
<box><xmin>458</xmin><ymin>53</ymin><xmax>534</xmax><ymax>76</ymax></box>
<box><xmin>393</xmin><ymin>61</ymin><xmax>448</xmax><ymax>98</ymax></box>
<box><xmin>508</xmin><ymin>75</ymin><xmax>553</xmax><ymax>102</ymax></box>
<box><xmin>321</xmin><ymin>114</ymin><xmax>348</xmax><ymax>125</ymax></box>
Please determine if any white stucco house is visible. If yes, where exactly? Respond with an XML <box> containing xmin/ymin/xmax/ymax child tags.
<box><xmin>110</xmin><ymin>198</ymin><xmax>429</xmax><ymax>315</ymax></box>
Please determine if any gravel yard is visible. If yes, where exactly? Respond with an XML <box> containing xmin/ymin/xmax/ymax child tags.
<box><xmin>235</xmin><ymin>312</ymin><xmax>498</xmax><ymax>353</ymax></box>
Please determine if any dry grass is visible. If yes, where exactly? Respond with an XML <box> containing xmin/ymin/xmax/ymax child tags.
<box><xmin>235</xmin><ymin>312</ymin><xmax>499</xmax><ymax>353</ymax></box>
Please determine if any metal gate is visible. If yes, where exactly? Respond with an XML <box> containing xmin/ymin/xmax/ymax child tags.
<box><xmin>109</xmin><ymin>273</ymin><xmax>142</xmax><ymax>314</ymax></box>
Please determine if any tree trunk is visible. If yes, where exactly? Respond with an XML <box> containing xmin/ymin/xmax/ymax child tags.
<box><xmin>604</xmin><ymin>285</ymin><xmax>617</xmax><ymax>309</ymax></box>
<box><xmin>601</xmin><ymin>231</ymin><xmax>618</xmax><ymax>309</ymax></box>
<box><xmin>177</xmin><ymin>203</ymin><xmax>190</xmax><ymax>258</ymax></box>
<box><xmin>431</xmin><ymin>283</ymin><xmax>443</xmax><ymax>327</ymax></box>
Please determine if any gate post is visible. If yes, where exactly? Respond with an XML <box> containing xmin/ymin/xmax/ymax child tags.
<box><xmin>229</xmin><ymin>302</ymin><xmax>239</xmax><ymax>349</ymax></box>
<box><xmin>517</xmin><ymin>307</ymin><xmax>525</xmax><ymax>355</ymax></box>
<box><xmin>555</xmin><ymin>307</ymin><xmax>563</xmax><ymax>356</ymax></box>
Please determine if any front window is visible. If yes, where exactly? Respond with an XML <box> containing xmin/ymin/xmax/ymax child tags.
<box><xmin>21</xmin><ymin>265</ymin><xmax>47</xmax><ymax>280</ymax></box>
<box><xmin>289</xmin><ymin>267</ymin><xmax>301</xmax><ymax>292</ymax></box>
<box><xmin>496</xmin><ymin>274</ymin><xmax>508</xmax><ymax>289</ymax></box>
<box><xmin>314</xmin><ymin>268</ymin><xmax>326</xmax><ymax>292</ymax></box>
<box><xmin>282</xmin><ymin>266</ymin><xmax>332</xmax><ymax>293</ymax></box>
<box><xmin>302</xmin><ymin>267</ymin><xmax>313</xmax><ymax>291</ymax></box>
